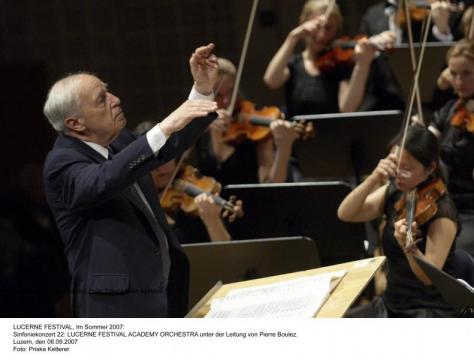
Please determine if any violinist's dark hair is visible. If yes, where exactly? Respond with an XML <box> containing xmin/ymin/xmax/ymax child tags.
<box><xmin>389</xmin><ymin>124</ymin><xmax>441</xmax><ymax>176</ymax></box>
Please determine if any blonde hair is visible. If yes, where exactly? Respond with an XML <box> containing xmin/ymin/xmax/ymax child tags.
<box><xmin>299</xmin><ymin>0</ymin><xmax>342</xmax><ymax>28</ymax></box>
<box><xmin>461</xmin><ymin>6</ymin><xmax>474</xmax><ymax>38</ymax></box>
<box><xmin>447</xmin><ymin>38</ymin><xmax>474</xmax><ymax>62</ymax></box>
<box><xmin>217</xmin><ymin>57</ymin><xmax>237</xmax><ymax>77</ymax></box>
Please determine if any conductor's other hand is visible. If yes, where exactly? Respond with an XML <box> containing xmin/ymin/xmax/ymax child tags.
<box><xmin>159</xmin><ymin>100</ymin><xmax>218</xmax><ymax>137</ymax></box>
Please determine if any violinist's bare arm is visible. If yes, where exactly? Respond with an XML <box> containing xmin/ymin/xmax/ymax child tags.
<box><xmin>265</xmin><ymin>120</ymin><xmax>298</xmax><ymax>183</ymax></box>
<box><xmin>256</xmin><ymin>137</ymin><xmax>274</xmax><ymax>183</ymax></box>
<box><xmin>338</xmin><ymin>37</ymin><xmax>375</xmax><ymax>112</ymax></box>
<box><xmin>338</xmin><ymin>153</ymin><xmax>398</xmax><ymax>222</ymax></box>
<box><xmin>263</xmin><ymin>18</ymin><xmax>320</xmax><ymax>89</ymax></box>
<box><xmin>195</xmin><ymin>193</ymin><xmax>231</xmax><ymax>242</ymax></box>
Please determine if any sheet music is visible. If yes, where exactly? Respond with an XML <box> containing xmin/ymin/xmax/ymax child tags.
<box><xmin>205</xmin><ymin>271</ymin><xmax>346</xmax><ymax>318</ymax></box>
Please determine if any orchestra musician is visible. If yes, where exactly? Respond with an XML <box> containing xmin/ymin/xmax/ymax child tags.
<box><xmin>135</xmin><ymin>120</ymin><xmax>233</xmax><ymax>244</ymax></box>
<box><xmin>263</xmin><ymin>0</ymin><xmax>398</xmax><ymax>118</ymax></box>
<box><xmin>429</xmin><ymin>38</ymin><xmax>474</xmax><ymax>256</ymax></box>
<box><xmin>195</xmin><ymin>57</ymin><xmax>301</xmax><ymax>185</ymax></box>
<box><xmin>338</xmin><ymin>124</ymin><xmax>458</xmax><ymax>317</ymax></box>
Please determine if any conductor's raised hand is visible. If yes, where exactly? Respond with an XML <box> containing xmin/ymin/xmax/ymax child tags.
<box><xmin>190</xmin><ymin>43</ymin><xmax>219</xmax><ymax>95</ymax></box>
<box><xmin>159</xmin><ymin>99</ymin><xmax>218</xmax><ymax>137</ymax></box>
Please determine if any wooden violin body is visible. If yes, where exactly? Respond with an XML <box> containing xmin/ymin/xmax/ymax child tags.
<box><xmin>221</xmin><ymin>100</ymin><xmax>280</xmax><ymax>144</ymax></box>
<box><xmin>316</xmin><ymin>35</ymin><xmax>365</xmax><ymax>72</ymax></box>
<box><xmin>395</xmin><ymin>178</ymin><xmax>447</xmax><ymax>227</ymax></box>
<box><xmin>160</xmin><ymin>164</ymin><xmax>244</xmax><ymax>222</ymax></box>
<box><xmin>221</xmin><ymin>100</ymin><xmax>315</xmax><ymax>145</ymax></box>
<box><xmin>451</xmin><ymin>99</ymin><xmax>474</xmax><ymax>133</ymax></box>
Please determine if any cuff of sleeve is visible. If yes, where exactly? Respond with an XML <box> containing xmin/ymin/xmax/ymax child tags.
<box><xmin>189</xmin><ymin>86</ymin><xmax>215</xmax><ymax>101</ymax></box>
<box><xmin>432</xmin><ymin>26</ymin><xmax>453</xmax><ymax>42</ymax></box>
<box><xmin>146</xmin><ymin>123</ymin><xmax>168</xmax><ymax>155</ymax></box>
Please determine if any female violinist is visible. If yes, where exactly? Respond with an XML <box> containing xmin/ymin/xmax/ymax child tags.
<box><xmin>429</xmin><ymin>38</ymin><xmax>474</xmax><ymax>256</ymax></box>
<box><xmin>263</xmin><ymin>0</ymin><xmax>397</xmax><ymax>118</ymax></box>
<box><xmin>338</xmin><ymin>124</ymin><xmax>458</xmax><ymax>317</ymax></box>
<box><xmin>151</xmin><ymin>159</ymin><xmax>233</xmax><ymax>244</ymax></box>
<box><xmin>134</xmin><ymin>121</ymin><xmax>233</xmax><ymax>244</ymax></box>
<box><xmin>431</xmin><ymin>6</ymin><xmax>474</xmax><ymax>111</ymax></box>
<box><xmin>195</xmin><ymin>57</ymin><xmax>300</xmax><ymax>185</ymax></box>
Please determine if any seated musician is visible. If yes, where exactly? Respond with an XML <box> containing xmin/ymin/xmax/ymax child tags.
<box><xmin>263</xmin><ymin>0</ymin><xmax>397</xmax><ymax>118</ymax></box>
<box><xmin>429</xmin><ymin>38</ymin><xmax>474</xmax><ymax>256</ymax></box>
<box><xmin>338</xmin><ymin>124</ymin><xmax>458</xmax><ymax>317</ymax></box>
<box><xmin>135</xmin><ymin>121</ymin><xmax>232</xmax><ymax>244</ymax></box>
<box><xmin>195</xmin><ymin>57</ymin><xmax>301</xmax><ymax>185</ymax></box>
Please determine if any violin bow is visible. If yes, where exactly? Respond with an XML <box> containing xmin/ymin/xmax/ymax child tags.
<box><xmin>227</xmin><ymin>0</ymin><xmax>259</xmax><ymax>115</ymax></box>
<box><xmin>396</xmin><ymin>4</ymin><xmax>432</xmax><ymax>172</ymax></box>
<box><xmin>403</xmin><ymin>0</ymin><xmax>425</xmax><ymax>125</ymax></box>
<box><xmin>159</xmin><ymin>147</ymin><xmax>193</xmax><ymax>202</ymax></box>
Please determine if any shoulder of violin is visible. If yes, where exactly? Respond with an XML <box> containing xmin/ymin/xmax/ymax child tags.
<box><xmin>238</xmin><ymin>99</ymin><xmax>256</xmax><ymax>112</ymax></box>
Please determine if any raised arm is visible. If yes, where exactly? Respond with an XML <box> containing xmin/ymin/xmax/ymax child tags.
<box><xmin>339</xmin><ymin>31</ymin><xmax>395</xmax><ymax>112</ymax></box>
<box><xmin>338</xmin><ymin>153</ymin><xmax>398</xmax><ymax>222</ymax></box>
<box><xmin>263</xmin><ymin>19</ymin><xmax>319</xmax><ymax>90</ymax></box>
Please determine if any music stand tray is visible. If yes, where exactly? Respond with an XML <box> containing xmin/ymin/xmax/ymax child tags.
<box><xmin>414</xmin><ymin>255</ymin><xmax>474</xmax><ymax>315</ymax></box>
<box><xmin>182</xmin><ymin>236</ymin><xmax>320</xmax><ymax>309</ymax></box>
<box><xmin>292</xmin><ymin>110</ymin><xmax>402</xmax><ymax>180</ymax></box>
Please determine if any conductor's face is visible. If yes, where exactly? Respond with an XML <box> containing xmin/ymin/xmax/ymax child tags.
<box><xmin>76</xmin><ymin>75</ymin><xmax>127</xmax><ymax>145</ymax></box>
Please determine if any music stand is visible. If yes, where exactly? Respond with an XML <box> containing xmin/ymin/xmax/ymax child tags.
<box><xmin>387</xmin><ymin>42</ymin><xmax>453</xmax><ymax>103</ymax></box>
<box><xmin>292</xmin><ymin>110</ymin><xmax>402</xmax><ymax>181</ymax></box>
<box><xmin>222</xmin><ymin>182</ymin><xmax>367</xmax><ymax>266</ymax></box>
<box><xmin>414</xmin><ymin>255</ymin><xmax>474</xmax><ymax>316</ymax></box>
<box><xmin>182</xmin><ymin>236</ymin><xmax>320</xmax><ymax>309</ymax></box>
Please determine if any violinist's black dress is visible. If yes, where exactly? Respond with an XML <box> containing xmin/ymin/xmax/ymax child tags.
<box><xmin>431</xmin><ymin>100</ymin><xmax>474</xmax><ymax>256</ymax></box>
<box><xmin>348</xmin><ymin>182</ymin><xmax>458</xmax><ymax>317</ymax></box>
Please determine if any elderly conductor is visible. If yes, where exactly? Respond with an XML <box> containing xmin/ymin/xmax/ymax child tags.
<box><xmin>43</xmin><ymin>44</ymin><xmax>219</xmax><ymax>317</ymax></box>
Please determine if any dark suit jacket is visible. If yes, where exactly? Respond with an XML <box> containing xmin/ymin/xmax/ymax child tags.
<box><xmin>43</xmin><ymin>114</ymin><xmax>216</xmax><ymax>317</ymax></box>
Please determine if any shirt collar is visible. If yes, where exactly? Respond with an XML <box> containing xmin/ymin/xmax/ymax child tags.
<box><xmin>82</xmin><ymin>140</ymin><xmax>109</xmax><ymax>159</ymax></box>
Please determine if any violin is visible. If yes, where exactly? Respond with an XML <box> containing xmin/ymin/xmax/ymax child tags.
<box><xmin>394</xmin><ymin>177</ymin><xmax>447</xmax><ymax>246</ymax></box>
<box><xmin>451</xmin><ymin>99</ymin><xmax>474</xmax><ymax>133</ymax></box>
<box><xmin>221</xmin><ymin>100</ymin><xmax>315</xmax><ymax>145</ymax></box>
<box><xmin>395</xmin><ymin>1</ymin><xmax>430</xmax><ymax>27</ymax></box>
<box><xmin>396</xmin><ymin>0</ymin><xmax>462</xmax><ymax>28</ymax></box>
<box><xmin>316</xmin><ymin>32</ymin><xmax>395</xmax><ymax>73</ymax></box>
<box><xmin>160</xmin><ymin>164</ymin><xmax>244</xmax><ymax>222</ymax></box>
<box><xmin>316</xmin><ymin>35</ymin><xmax>366</xmax><ymax>72</ymax></box>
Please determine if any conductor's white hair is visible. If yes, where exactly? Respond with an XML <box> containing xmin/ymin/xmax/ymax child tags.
<box><xmin>43</xmin><ymin>73</ymin><xmax>89</xmax><ymax>132</ymax></box>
